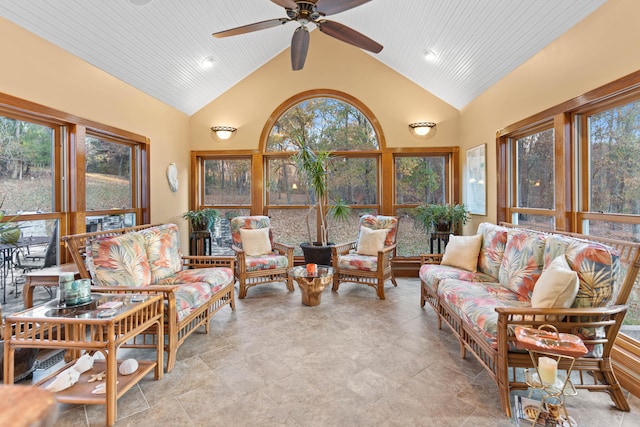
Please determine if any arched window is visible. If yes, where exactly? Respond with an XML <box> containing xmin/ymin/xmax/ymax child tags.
<box><xmin>191</xmin><ymin>89</ymin><xmax>459</xmax><ymax>259</ymax></box>
<box><xmin>263</xmin><ymin>91</ymin><xmax>382</xmax><ymax>251</ymax></box>
<box><xmin>266</xmin><ymin>97</ymin><xmax>379</xmax><ymax>152</ymax></box>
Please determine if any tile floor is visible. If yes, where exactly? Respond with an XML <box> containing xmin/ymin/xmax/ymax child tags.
<box><xmin>14</xmin><ymin>279</ymin><xmax>640</xmax><ymax>426</ymax></box>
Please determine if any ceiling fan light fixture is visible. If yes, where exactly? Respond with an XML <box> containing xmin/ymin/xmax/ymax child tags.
<box><xmin>423</xmin><ymin>49</ymin><xmax>436</xmax><ymax>61</ymax></box>
<box><xmin>129</xmin><ymin>0</ymin><xmax>153</xmax><ymax>6</ymax></box>
<box><xmin>211</xmin><ymin>126</ymin><xmax>237</xmax><ymax>141</ymax></box>
<box><xmin>409</xmin><ymin>122</ymin><xmax>437</xmax><ymax>138</ymax></box>
<box><xmin>213</xmin><ymin>0</ymin><xmax>382</xmax><ymax>71</ymax></box>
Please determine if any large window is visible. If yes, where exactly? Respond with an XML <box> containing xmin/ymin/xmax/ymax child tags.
<box><xmin>507</xmin><ymin>126</ymin><xmax>556</xmax><ymax>229</ymax></box>
<box><xmin>394</xmin><ymin>154</ymin><xmax>455</xmax><ymax>256</ymax></box>
<box><xmin>193</xmin><ymin>90</ymin><xmax>460</xmax><ymax>259</ymax></box>
<box><xmin>579</xmin><ymin>97</ymin><xmax>640</xmax><ymax>240</ymax></box>
<box><xmin>0</xmin><ymin>93</ymin><xmax>149</xmax><ymax>266</ymax></box>
<box><xmin>265</xmin><ymin>96</ymin><xmax>380</xmax><ymax>253</ymax></box>
<box><xmin>497</xmin><ymin>73</ymin><xmax>640</xmax><ymax>393</ymax></box>
<box><xmin>85</xmin><ymin>134</ymin><xmax>139</xmax><ymax>231</ymax></box>
<box><xmin>0</xmin><ymin>114</ymin><xmax>57</xmax><ymax>215</ymax></box>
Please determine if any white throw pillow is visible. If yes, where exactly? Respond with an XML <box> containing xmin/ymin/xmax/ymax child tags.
<box><xmin>441</xmin><ymin>234</ymin><xmax>483</xmax><ymax>272</ymax></box>
<box><xmin>356</xmin><ymin>227</ymin><xmax>388</xmax><ymax>256</ymax></box>
<box><xmin>239</xmin><ymin>228</ymin><xmax>272</xmax><ymax>256</ymax></box>
<box><xmin>531</xmin><ymin>255</ymin><xmax>579</xmax><ymax>309</ymax></box>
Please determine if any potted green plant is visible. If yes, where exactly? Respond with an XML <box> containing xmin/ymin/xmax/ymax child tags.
<box><xmin>182</xmin><ymin>208</ymin><xmax>219</xmax><ymax>232</ymax></box>
<box><xmin>292</xmin><ymin>138</ymin><xmax>351</xmax><ymax>264</ymax></box>
<box><xmin>413</xmin><ymin>203</ymin><xmax>469</xmax><ymax>234</ymax></box>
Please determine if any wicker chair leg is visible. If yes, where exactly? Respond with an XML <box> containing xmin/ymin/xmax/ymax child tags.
<box><xmin>285</xmin><ymin>276</ymin><xmax>294</xmax><ymax>291</ymax></box>
<box><xmin>229</xmin><ymin>286</ymin><xmax>236</xmax><ymax>310</ymax></box>
<box><xmin>332</xmin><ymin>275</ymin><xmax>340</xmax><ymax>292</ymax></box>
<box><xmin>238</xmin><ymin>279</ymin><xmax>248</xmax><ymax>299</ymax></box>
<box><xmin>602</xmin><ymin>368</ymin><xmax>631</xmax><ymax>411</ymax></box>
<box><xmin>165</xmin><ymin>344</ymin><xmax>177</xmax><ymax>373</ymax></box>
<box><xmin>376</xmin><ymin>282</ymin><xmax>385</xmax><ymax>299</ymax></box>
<box><xmin>391</xmin><ymin>273</ymin><xmax>398</xmax><ymax>287</ymax></box>
<box><xmin>498</xmin><ymin>380</ymin><xmax>512</xmax><ymax>417</ymax></box>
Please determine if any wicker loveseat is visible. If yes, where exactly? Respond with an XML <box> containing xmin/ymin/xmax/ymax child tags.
<box><xmin>62</xmin><ymin>223</ymin><xmax>235</xmax><ymax>372</ymax></box>
<box><xmin>420</xmin><ymin>222</ymin><xmax>640</xmax><ymax>417</ymax></box>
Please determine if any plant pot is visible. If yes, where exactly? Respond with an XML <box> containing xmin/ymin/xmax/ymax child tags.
<box><xmin>300</xmin><ymin>242</ymin><xmax>334</xmax><ymax>266</ymax></box>
<box><xmin>0</xmin><ymin>227</ymin><xmax>21</xmax><ymax>244</ymax></box>
<box><xmin>435</xmin><ymin>221</ymin><xmax>451</xmax><ymax>233</ymax></box>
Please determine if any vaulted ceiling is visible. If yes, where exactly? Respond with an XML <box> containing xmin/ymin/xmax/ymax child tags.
<box><xmin>0</xmin><ymin>0</ymin><xmax>607</xmax><ymax>115</ymax></box>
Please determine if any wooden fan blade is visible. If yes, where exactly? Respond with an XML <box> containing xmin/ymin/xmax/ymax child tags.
<box><xmin>291</xmin><ymin>26</ymin><xmax>310</xmax><ymax>71</ymax></box>
<box><xmin>271</xmin><ymin>0</ymin><xmax>298</xmax><ymax>9</ymax></box>
<box><xmin>317</xmin><ymin>20</ymin><xmax>382</xmax><ymax>53</ymax></box>
<box><xmin>316</xmin><ymin>0</ymin><xmax>372</xmax><ymax>16</ymax></box>
<box><xmin>213</xmin><ymin>18</ymin><xmax>289</xmax><ymax>38</ymax></box>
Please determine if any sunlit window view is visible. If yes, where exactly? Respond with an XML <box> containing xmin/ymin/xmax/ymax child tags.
<box><xmin>513</xmin><ymin>128</ymin><xmax>555</xmax><ymax>229</ymax></box>
<box><xmin>266</xmin><ymin>97</ymin><xmax>380</xmax><ymax>252</ymax></box>
<box><xmin>0</xmin><ymin>115</ymin><xmax>54</xmax><ymax>214</ymax></box>
<box><xmin>395</xmin><ymin>156</ymin><xmax>448</xmax><ymax>256</ymax></box>
<box><xmin>85</xmin><ymin>136</ymin><xmax>132</xmax><ymax>211</ymax></box>
<box><xmin>587</xmin><ymin>99</ymin><xmax>640</xmax><ymax>241</ymax></box>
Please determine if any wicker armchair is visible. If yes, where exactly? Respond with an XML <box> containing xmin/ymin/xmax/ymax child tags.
<box><xmin>229</xmin><ymin>216</ymin><xmax>294</xmax><ymax>298</ymax></box>
<box><xmin>331</xmin><ymin>215</ymin><xmax>399</xmax><ymax>299</ymax></box>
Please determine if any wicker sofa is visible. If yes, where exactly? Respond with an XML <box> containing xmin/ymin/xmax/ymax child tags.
<box><xmin>420</xmin><ymin>222</ymin><xmax>640</xmax><ymax>417</ymax></box>
<box><xmin>62</xmin><ymin>223</ymin><xmax>235</xmax><ymax>372</ymax></box>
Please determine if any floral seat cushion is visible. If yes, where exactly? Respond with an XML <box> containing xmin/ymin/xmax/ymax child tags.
<box><xmin>244</xmin><ymin>253</ymin><xmax>289</xmax><ymax>272</ymax></box>
<box><xmin>167</xmin><ymin>282</ymin><xmax>212</xmax><ymax>322</ymax></box>
<box><xmin>419</xmin><ymin>264</ymin><xmax>496</xmax><ymax>293</ymax></box>
<box><xmin>157</xmin><ymin>267</ymin><xmax>234</xmax><ymax>294</ymax></box>
<box><xmin>337</xmin><ymin>253</ymin><xmax>378</xmax><ymax>272</ymax></box>
<box><xmin>438</xmin><ymin>279</ymin><xmax>529</xmax><ymax>348</ymax></box>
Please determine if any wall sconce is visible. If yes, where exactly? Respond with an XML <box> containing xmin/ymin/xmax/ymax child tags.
<box><xmin>409</xmin><ymin>122</ymin><xmax>437</xmax><ymax>139</ymax></box>
<box><xmin>210</xmin><ymin>126</ymin><xmax>237</xmax><ymax>142</ymax></box>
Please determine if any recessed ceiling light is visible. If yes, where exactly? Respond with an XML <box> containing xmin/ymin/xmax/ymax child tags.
<box><xmin>423</xmin><ymin>49</ymin><xmax>436</xmax><ymax>61</ymax></box>
<box><xmin>201</xmin><ymin>57</ymin><xmax>216</xmax><ymax>69</ymax></box>
<box><xmin>130</xmin><ymin>0</ymin><xmax>152</xmax><ymax>6</ymax></box>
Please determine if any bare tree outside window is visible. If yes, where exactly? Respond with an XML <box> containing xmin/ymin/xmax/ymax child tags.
<box><xmin>0</xmin><ymin>115</ymin><xmax>54</xmax><ymax>214</ymax></box>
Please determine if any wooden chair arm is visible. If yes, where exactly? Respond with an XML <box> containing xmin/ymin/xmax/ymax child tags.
<box><xmin>273</xmin><ymin>241</ymin><xmax>294</xmax><ymax>255</ymax></box>
<box><xmin>332</xmin><ymin>241</ymin><xmax>356</xmax><ymax>256</ymax></box>
<box><xmin>378</xmin><ymin>244</ymin><xmax>396</xmax><ymax>255</ymax></box>
<box><xmin>181</xmin><ymin>255</ymin><xmax>234</xmax><ymax>270</ymax></box>
<box><xmin>496</xmin><ymin>305</ymin><xmax>628</xmax><ymax>356</ymax></box>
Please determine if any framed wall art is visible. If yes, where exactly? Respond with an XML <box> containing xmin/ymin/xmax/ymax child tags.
<box><xmin>465</xmin><ymin>144</ymin><xmax>486</xmax><ymax>215</ymax></box>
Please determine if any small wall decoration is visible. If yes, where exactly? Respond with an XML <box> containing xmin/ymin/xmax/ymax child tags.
<box><xmin>465</xmin><ymin>144</ymin><xmax>486</xmax><ymax>215</ymax></box>
<box><xmin>166</xmin><ymin>163</ymin><xmax>179</xmax><ymax>192</ymax></box>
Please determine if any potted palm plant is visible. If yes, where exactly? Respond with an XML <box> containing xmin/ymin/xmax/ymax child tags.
<box><xmin>413</xmin><ymin>203</ymin><xmax>469</xmax><ymax>234</ymax></box>
<box><xmin>292</xmin><ymin>138</ymin><xmax>351</xmax><ymax>265</ymax></box>
<box><xmin>182</xmin><ymin>208</ymin><xmax>219</xmax><ymax>232</ymax></box>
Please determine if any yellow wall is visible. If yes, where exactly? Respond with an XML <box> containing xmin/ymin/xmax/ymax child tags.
<box><xmin>0</xmin><ymin>17</ymin><xmax>192</xmax><ymax>246</ymax></box>
<box><xmin>460</xmin><ymin>0</ymin><xmax>640</xmax><ymax>231</ymax></box>
<box><xmin>190</xmin><ymin>30</ymin><xmax>460</xmax><ymax>151</ymax></box>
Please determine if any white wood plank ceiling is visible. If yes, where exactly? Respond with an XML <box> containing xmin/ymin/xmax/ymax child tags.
<box><xmin>0</xmin><ymin>0</ymin><xmax>607</xmax><ymax>115</ymax></box>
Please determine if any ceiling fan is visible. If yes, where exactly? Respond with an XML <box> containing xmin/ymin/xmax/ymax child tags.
<box><xmin>212</xmin><ymin>0</ymin><xmax>383</xmax><ymax>71</ymax></box>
